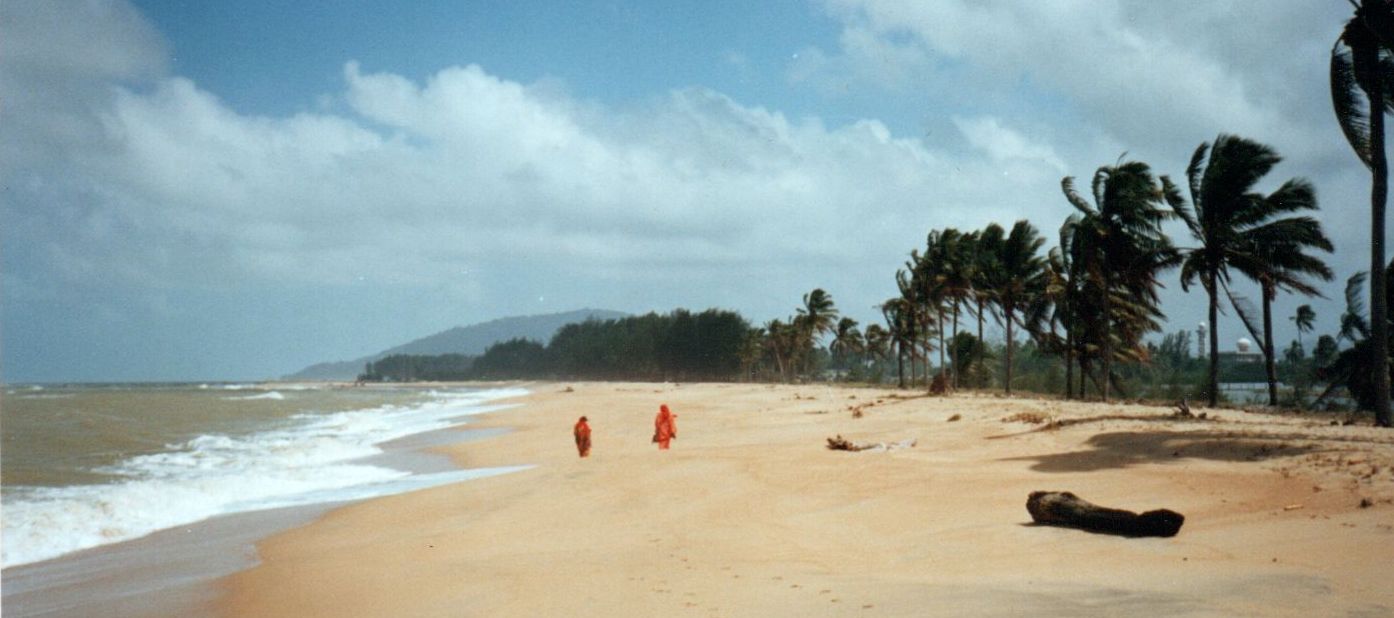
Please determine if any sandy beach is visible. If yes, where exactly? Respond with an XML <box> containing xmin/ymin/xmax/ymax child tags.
<box><xmin>218</xmin><ymin>382</ymin><xmax>1394</xmax><ymax>617</ymax></box>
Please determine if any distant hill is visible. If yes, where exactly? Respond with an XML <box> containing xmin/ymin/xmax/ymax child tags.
<box><xmin>284</xmin><ymin>308</ymin><xmax>629</xmax><ymax>380</ymax></box>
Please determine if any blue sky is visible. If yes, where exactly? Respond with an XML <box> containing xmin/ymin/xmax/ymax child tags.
<box><xmin>0</xmin><ymin>0</ymin><xmax>1384</xmax><ymax>382</ymax></box>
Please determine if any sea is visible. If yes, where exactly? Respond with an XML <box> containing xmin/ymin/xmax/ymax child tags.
<box><xmin>0</xmin><ymin>382</ymin><xmax>529</xmax><ymax>615</ymax></box>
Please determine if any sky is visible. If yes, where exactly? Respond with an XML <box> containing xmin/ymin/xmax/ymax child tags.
<box><xmin>1</xmin><ymin>0</ymin><xmax>1387</xmax><ymax>383</ymax></box>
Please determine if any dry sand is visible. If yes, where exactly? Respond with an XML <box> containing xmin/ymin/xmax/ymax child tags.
<box><xmin>219</xmin><ymin>382</ymin><xmax>1394</xmax><ymax>617</ymax></box>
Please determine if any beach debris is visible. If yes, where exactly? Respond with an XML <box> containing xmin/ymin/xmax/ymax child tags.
<box><xmin>1001</xmin><ymin>411</ymin><xmax>1051</xmax><ymax>424</ymax></box>
<box><xmin>852</xmin><ymin>407</ymin><xmax>864</xmax><ymax>418</ymax></box>
<box><xmin>1282</xmin><ymin>503</ymin><xmax>1304</xmax><ymax>511</ymax></box>
<box><xmin>947</xmin><ymin>413</ymin><xmax>962</xmax><ymax>422</ymax></box>
<box><xmin>563</xmin><ymin>386</ymin><xmax>575</xmax><ymax>393</ymax></box>
<box><xmin>1360</xmin><ymin>497</ymin><xmax>1374</xmax><ymax>508</ymax></box>
<box><xmin>1172</xmin><ymin>398</ymin><xmax>1209</xmax><ymax>420</ymax></box>
<box><xmin>1026</xmin><ymin>491</ymin><xmax>1184</xmax><ymax>537</ymax></box>
<box><xmin>826</xmin><ymin>435</ymin><xmax>917</xmax><ymax>452</ymax></box>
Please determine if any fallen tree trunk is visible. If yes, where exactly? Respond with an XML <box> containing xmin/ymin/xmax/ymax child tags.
<box><xmin>1026</xmin><ymin>491</ymin><xmax>1184</xmax><ymax>537</ymax></box>
<box><xmin>826</xmin><ymin>435</ymin><xmax>917</xmax><ymax>452</ymax></box>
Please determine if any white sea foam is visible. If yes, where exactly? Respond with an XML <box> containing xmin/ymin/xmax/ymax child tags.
<box><xmin>1</xmin><ymin>387</ymin><xmax>529</xmax><ymax>568</ymax></box>
<box><xmin>222</xmin><ymin>391</ymin><xmax>287</xmax><ymax>401</ymax></box>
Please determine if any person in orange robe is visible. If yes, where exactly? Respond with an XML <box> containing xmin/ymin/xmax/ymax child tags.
<box><xmin>653</xmin><ymin>404</ymin><xmax>677</xmax><ymax>450</ymax></box>
<box><xmin>573</xmin><ymin>416</ymin><xmax>591</xmax><ymax>457</ymax></box>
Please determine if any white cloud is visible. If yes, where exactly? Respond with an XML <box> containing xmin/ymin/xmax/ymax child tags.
<box><xmin>953</xmin><ymin>116</ymin><xmax>1066</xmax><ymax>174</ymax></box>
<box><xmin>3</xmin><ymin>0</ymin><xmax>1375</xmax><ymax>381</ymax></box>
<box><xmin>9</xmin><ymin>45</ymin><xmax>1075</xmax><ymax>325</ymax></box>
<box><xmin>813</xmin><ymin>0</ymin><xmax>1347</xmax><ymax>167</ymax></box>
<box><xmin>801</xmin><ymin>0</ymin><xmax>1379</xmax><ymax>350</ymax></box>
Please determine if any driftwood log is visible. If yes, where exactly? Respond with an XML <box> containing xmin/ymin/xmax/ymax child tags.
<box><xmin>826</xmin><ymin>435</ymin><xmax>917</xmax><ymax>452</ymax></box>
<box><xmin>1026</xmin><ymin>491</ymin><xmax>1184</xmax><ymax>537</ymax></box>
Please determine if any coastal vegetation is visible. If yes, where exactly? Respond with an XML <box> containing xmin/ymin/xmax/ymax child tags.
<box><xmin>363</xmin><ymin>2</ymin><xmax>1392</xmax><ymax>424</ymax></box>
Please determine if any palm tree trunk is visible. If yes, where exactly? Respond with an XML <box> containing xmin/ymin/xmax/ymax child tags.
<box><xmin>1208</xmin><ymin>277</ymin><xmax>1220</xmax><ymax>408</ymax></box>
<box><xmin>896</xmin><ymin>340</ymin><xmax>906</xmax><ymax>389</ymax></box>
<box><xmin>1064</xmin><ymin>323</ymin><xmax>1075</xmax><ymax>400</ymax></box>
<box><xmin>937</xmin><ymin>307</ymin><xmax>947</xmax><ymax>383</ymax></box>
<box><xmin>1080</xmin><ymin>360</ymin><xmax>1089</xmax><ymax>398</ymax></box>
<box><xmin>951</xmin><ymin>302</ymin><xmax>961</xmax><ymax>388</ymax></box>
<box><xmin>1005</xmin><ymin>306</ymin><xmax>1015</xmax><ymax>395</ymax></box>
<box><xmin>1263</xmin><ymin>282</ymin><xmax>1279</xmax><ymax>406</ymax></box>
<box><xmin>1368</xmin><ymin>55</ymin><xmax>1391</xmax><ymax>427</ymax></box>
<box><xmin>1101</xmin><ymin>272</ymin><xmax>1113</xmax><ymax>402</ymax></box>
<box><xmin>977</xmin><ymin>298</ymin><xmax>986</xmax><ymax>378</ymax></box>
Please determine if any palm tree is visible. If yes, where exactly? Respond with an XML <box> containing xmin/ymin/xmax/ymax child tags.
<box><xmin>881</xmin><ymin>296</ymin><xmax>915</xmax><ymax>388</ymax></box>
<box><xmin>1245</xmin><ymin>183</ymin><xmax>1333</xmax><ymax>406</ymax></box>
<box><xmin>797</xmin><ymin>289</ymin><xmax>839</xmax><ymax>378</ymax></box>
<box><xmin>1046</xmin><ymin>219</ymin><xmax>1085</xmax><ymax>399</ymax></box>
<box><xmin>829</xmin><ymin>317</ymin><xmax>863</xmax><ymax>376</ymax></box>
<box><xmin>1171</xmin><ymin>135</ymin><xmax>1332</xmax><ymax>407</ymax></box>
<box><xmin>943</xmin><ymin>230</ymin><xmax>975</xmax><ymax>388</ymax></box>
<box><xmin>896</xmin><ymin>264</ymin><xmax>925</xmax><ymax>385</ymax></box>
<box><xmin>762</xmin><ymin>319</ymin><xmax>792</xmax><ymax>382</ymax></box>
<box><xmin>799</xmin><ymin>289</ymin><xmax>839</xmax><ymax>339</ymax></box>
<box><xmin>1061</xmin><ymin>159</ymin><xmax>1177</xmax><ymax>401</ymax></box>
<box><xmin>1332</xmin><ymin>0</ymin><xmax>1394</xmax><ymax>426</ymax></box>
<box><xmin>973</xmin><ymin>224</ymin><xmax>1004</xmax><ymax>377</ymax></box>
<box><xmin>1315</xmin><ymin>262</ymin><xmax>1394</xmax><ymax>413</ymax></box>
<box><xmin>987</xmin><ymin>220</ymin><xmax>1046</xmax><ymax>395</ymax></box>
<box><xmin>1292</xmin><ymin>304</ymin><xmax>1316</xmax><ymax>349</ymax></box>
<box><xmin>862</xmin><ymin>322</ymin><xmax>889</xmax><ymax>378</ymax></box>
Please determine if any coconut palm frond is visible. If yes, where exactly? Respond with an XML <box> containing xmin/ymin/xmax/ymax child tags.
<box><xmin>1333</xmin><ymin>35</ymin><xmax>1375</xmax><ymax>167</ymax></box>
<box><xmin>1223</xmin><ymin>284</ymin><xmax>1268</xmax><ymax>357</ymax></box>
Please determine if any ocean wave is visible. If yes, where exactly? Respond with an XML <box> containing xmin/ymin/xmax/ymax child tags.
<box><xmin>1</xmin><ymin>387</ymin><xmax>527</xmax><ymax>567</ymax></box>
<box><xmin>221</xmin><ymin>391</ymin><xmax>287</xmax><ymax>401</ymax></box>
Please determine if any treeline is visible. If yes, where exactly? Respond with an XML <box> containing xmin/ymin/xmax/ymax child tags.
<box><xmin>355</xmin><ymin>4</ymin><xmax>1392</xmax><ymax>422</ymax></box>
<box><xmin>360</xmin><ymin>354</ymin><xmax>474</xmax><ymax>382</ymax></box>
<box><xmin>362</xmin><ymin>309</ymin><xmax>754</xmax><ymax>382</ymax></box>
<box><xmin>540</xmin><ymin>309</ymin><xmax>749</xmax><ymax>380</ymax></box>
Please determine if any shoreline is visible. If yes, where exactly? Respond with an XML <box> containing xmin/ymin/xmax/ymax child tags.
<box><xmin>218</xmin><ymin>382</ymin><xmax>1394</xmax><ymax>616</ymax></box>
<box><xmin>1</xmin><ymin>412</ymin><xmax>523</xmax><ymax>618</ymax></box>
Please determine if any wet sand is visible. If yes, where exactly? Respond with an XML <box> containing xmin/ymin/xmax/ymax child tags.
<box><xmin>1</xmin><ymin>424</ymin><xmax>507</xmax><ymax>618</ymax></box>
<box><xmin>219</xmin><ymin>382</ymin><xmax>1394</xmax><ymax>617</ymax></box>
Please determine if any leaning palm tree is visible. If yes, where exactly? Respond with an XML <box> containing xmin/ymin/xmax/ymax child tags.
<box><xmin>762</xmin><ymin>318</ymin><xmax>793</xmax><ymax>382</ymax></box>
<box><xmin>1332</xmin><ymin>0</ymin><xmax>1394</xmax><ymax>426</ymax></box>
<box><xmin>862</xmin><ymin>323</ymin><xmax>889</xmax><ymax>377</ymax></box>
<box><xmin>986</xmin><ymin>220</ymin><xmax>1046</xmax><ymax>395</ymax></box>
<box><xmin>1242</xmin><ymin>183</ymin><xmax>1333</xmax><ymax>406</ymax></box>
<box><xmin>1170</xmin><ymin>135</ymin><xmax>1332</xmax><ymax>407</ymax></box>
<box><xmin>1292</xmin><ymin>304</ymin><xmax>1317</xmax><ymax>349</ymax></box>
<box><xmin>1315</xmin><ymin>262</ymin><xmax>1394</xmax><ymax>413</ymax></box>
<box><xmin>912</xmin><ymin>239</ymin><xmax>944</xmax><ymax>384</ymax></box>
<box><xmin>920</xmin><ymin>229</ymin><xmax>966</xmax><ymax>387</ymax></box>
<box><xmin>797</xmin><ymin>288</ymin><xmax>839</xmax><ymax>377</ymax></box>
<box><xmin>829</xmin><ymin>317</ymin><xmax>863</xmax><ymax>375</ymax></box>
<box><xmin>943</xmin><ymin>230</ymin><xmax>976</xmax><ymax>388</ymax></box>
<box><xmin>973</xmin><ymin>224</ymin><xmax>1005</xmax><ymax>376</ymax></box>
<box><xmin>799</xmin><ymin>288</ymin><xmax>839</xmax><ymax>342</ymax></box>
<box><xmin>897</xmin><ymin>263</ymin><xmax>925</xmax><ymax>385</ymax></box>
<box><xmin>1047</xmin><ymin>218</ymin><xmax>1085</xmax><ymax>399</ymax></box>
<box><xmin>1061</xmin><ymin>159</ymin><xmax>1177</xmax><ymax>401</ymax></box>
<box><xmin>881</xmin><ymin>295</ymin><xmax>915</xmax><ymax>389</ymax></box>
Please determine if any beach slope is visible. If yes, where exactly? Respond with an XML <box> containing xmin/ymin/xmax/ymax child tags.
<box><xmin>220</xmin><ymin>382</ymin><xmax>1394</xmax><ymax>616</ymax></box>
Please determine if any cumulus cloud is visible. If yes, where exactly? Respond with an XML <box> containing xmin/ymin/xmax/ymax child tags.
<box><xmin>3</xmin><ymin>0</ymin><xmax>1375</xmax><ymax>381</ymax></box>
<box><xmin>812</xmin><ymin>4</ymin><xmax>1332</xmax><ymax>161</ymax></box>
<box><xmin>4</xmin><ymin>21</ymin><xmax>1073</xmax><ymax>344</ymax></box>
<box><xmin>798</xmin><ymin>0</ymin><xmax>1382</xmax><ymax>351</ymax></box>
<box><xmin>953</xmin><ymin>116</ymin><xmax>1066</xmax><ymax>174</ymax></box>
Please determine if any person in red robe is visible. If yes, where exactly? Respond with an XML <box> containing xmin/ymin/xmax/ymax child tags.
<box><xmin>573</xmin><ymin>416</ymin><xmax>591</xmax><ymax>457</ymax></box>
<box><xmin>653</xmin><ymin>404</ymin><xmax>677</xmax><ymax>450</ymax></box>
